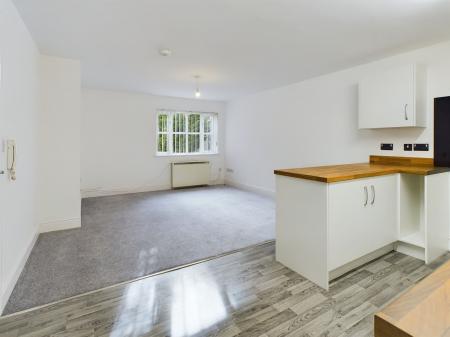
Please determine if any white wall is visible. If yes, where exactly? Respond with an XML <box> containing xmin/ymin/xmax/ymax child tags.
<box><xmin>225</xmin><ymin>40</ymin><xmax>450</xmax><ymax>195</ymax></box>
<box><xmin>38</xmin><ymin>55</ymin><xmax>81</xmax><ymax>232</ymax></box>
<box><xmin>0</xmin><ymin>0</ymin><xmax>40</xmax><ymax>313</ymax></box>
<box><xmin>81</xmin><ymin>89</ymin><xmax>226</xmax><ymax>197</ymax></box>
<box><xmin>0</xmin><ymin>1</ymin><xmax>82</xmax><ymax>311</ymax></box>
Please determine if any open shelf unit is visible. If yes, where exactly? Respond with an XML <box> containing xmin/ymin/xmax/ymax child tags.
<box><xmin>397</xmin><ymin>174</ymin><xmax>426</xmax><ymax>260</ymax></box>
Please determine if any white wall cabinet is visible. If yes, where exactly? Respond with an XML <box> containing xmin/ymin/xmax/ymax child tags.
<box><xmin>328</xmin><ymin>175</ymin><xmax>398</xmax><ymax>270</ymax></box>
<box><xmin>358</xmin><ymin>64</ymin><xmax>427</xmax><ymax>129</ymax></box>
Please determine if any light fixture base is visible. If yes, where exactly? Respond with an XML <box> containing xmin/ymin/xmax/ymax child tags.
<box><xmin>159</xmin><ymin>48</ymin><xmax>172</xmax><ymax>57</ymax></box>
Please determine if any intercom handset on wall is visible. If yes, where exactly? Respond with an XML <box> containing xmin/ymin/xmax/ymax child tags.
<box><xmin>6</xmin><ymin>140</ymin><xmax>16</xmax><ymax>181</ymax></box>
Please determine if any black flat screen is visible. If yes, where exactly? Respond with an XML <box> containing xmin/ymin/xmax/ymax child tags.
<box><xmin>434</xmin><ymin>96</ymin><xmax>450</xmax><ymax>167</ymax></box>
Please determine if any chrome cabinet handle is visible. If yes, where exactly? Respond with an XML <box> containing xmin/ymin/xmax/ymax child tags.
<box><xmin>364</xmin><ymin>186</ymin><xmax>368</xmax><ymax>206</ymax></box>
<box><xmin>404</xmin><ymin>104</ymin><xmax>409</xmax><ymax>121</ymax></box>
<box><xmin>371</xmin><ymin>185</ymin><xmax>375</xmax><ymax>205</ymax></box>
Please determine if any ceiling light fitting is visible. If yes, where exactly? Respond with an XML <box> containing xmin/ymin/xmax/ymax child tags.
<box><xmin>159</xmin><ymin>48</ymin><xmax>172</xmax><ymax>57</ymax></box>
<box><xmin>194</xmin><ymin>75</ymin><xmax>201</xmax><ymax>98</ymax></box>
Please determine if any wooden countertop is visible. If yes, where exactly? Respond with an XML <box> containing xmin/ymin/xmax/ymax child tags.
<box><xmin>375</xmin><ymin>258</ymin><xmax>450</xmax><ymax>337</ymax></box>
<box><xmin>274</xmin><ymin>156</ymin><xmax>450</xmax><ymax>183</ymax></box>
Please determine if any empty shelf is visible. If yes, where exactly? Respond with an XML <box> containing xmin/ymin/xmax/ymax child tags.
<box><xmin>399</xmin><ymin>231</ymin><xmax>425</xmax><ymax>248</ymax></box>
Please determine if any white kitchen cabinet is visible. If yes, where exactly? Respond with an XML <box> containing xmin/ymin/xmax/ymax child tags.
<box><xmin>276</xmin><ymin>164</ymin><xmax>449</xmax><ymax>290</ymax></box>
<box><xmin>276</xmin><ymin>174</ymin><xmax>399</xmax><ymax>290</ymax></box>
<box><xmin>328</xmin><ymin>175</ymin><xmax>398</xmax><ymax>270</ymax></box>
<box><xmin>358</xmin><ymin>64</ymin><xmax>427</xmax><ymax>129</ymax></box>
<box><xmin>276</xmin><ymin>176</ymin><xmax>329</xmax><ymax>289</ymax></box>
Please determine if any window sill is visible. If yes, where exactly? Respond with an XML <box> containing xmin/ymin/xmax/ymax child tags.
<box><xmin>155</xmin><ymin>152</ymin><xmax>220</xmax><ymax>158</ymax></box>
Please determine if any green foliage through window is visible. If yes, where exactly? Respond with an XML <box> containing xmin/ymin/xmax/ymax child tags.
<box><xmin>157</xmin><ymin>111</ymin><xmax>217</xmax><ymax>155</ymax></box>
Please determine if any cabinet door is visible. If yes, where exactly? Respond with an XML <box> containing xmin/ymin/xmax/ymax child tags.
<box><xmin>328</xmin><ymin>175</ymin><xmax>398</xmax><ymax>270</ymax></box>
<box><xmin>359</xmin><ymin>65</ymin><xmax>415</xmax><ymax>129</ymax></box>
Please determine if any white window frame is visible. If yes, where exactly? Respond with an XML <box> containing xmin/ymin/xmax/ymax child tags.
<box><xmin>156</xmin><ymin>110</ymin><xmax>219</xmax><ymax>156</ymax></box>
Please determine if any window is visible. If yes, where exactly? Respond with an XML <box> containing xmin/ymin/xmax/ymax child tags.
<box><xmin>157</xmin><ymin>110</ymin><xmax>218</xmax><ymax>156</ymax></box>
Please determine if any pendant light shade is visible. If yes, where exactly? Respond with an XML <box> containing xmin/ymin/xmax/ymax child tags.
<box><xmin>194</xmin><ymin>75</ymin><xmax>201</xmax><ymax>98</ymax></box>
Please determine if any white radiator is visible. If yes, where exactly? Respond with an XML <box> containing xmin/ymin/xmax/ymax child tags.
<box><xmin>171</xmin><ymin>161</ymin><xmax>210</xmax><ymax>188</ymax></box>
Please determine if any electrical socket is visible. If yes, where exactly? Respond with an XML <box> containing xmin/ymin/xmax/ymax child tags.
<box><xmin>414</xmin><ymin>143</ymin><xmax>429</xmax><ymax>151</ymax></box>
<box><xmin>380</xmin><ymin>143</ymin><xmax>393</xmax><ymax>151</ymax></box>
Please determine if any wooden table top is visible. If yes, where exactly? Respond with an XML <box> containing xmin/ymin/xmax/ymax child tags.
<box><xmin>375</xmin><ymin>258</ymin><xmax>450</xmax><ymax>337</ymax></box>
<box><xmin>274</xmin><ymin>156</ymin><xmax>450</xmax><ymax>183</ymax></box>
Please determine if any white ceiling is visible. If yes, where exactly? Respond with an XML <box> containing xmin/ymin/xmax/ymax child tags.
<box><xmin>13</xmin><ymin>0</ymin><xmax>450</xmax><ymax>101</ymax></box>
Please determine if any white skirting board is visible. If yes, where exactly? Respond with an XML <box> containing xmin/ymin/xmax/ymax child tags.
<box><xmin>81</xmin><ymin>184</ymin><xmax>172</xmax><ymax>198</ymax></box>
<box><xmin>0</xmin><ymin>231</ymin><xmax>38</xmax><ymax>315</ymax></box>
<box><xmin>39</xmin><ymin>217</ymin><xmax>81</xmax><ymax>233</ymax></box>
<box><xmin>225</xmin><ymin>179</ymin><xmax>275</xmax><ymax>198</ymax></box>
<box><xmin>81</xmin><ymin>180</ymin><xmax>226</xmax><ymax>198</ymax></box>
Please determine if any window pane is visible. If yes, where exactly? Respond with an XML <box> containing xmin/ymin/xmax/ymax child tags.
<box><xmin>188</xmin><ymin>114</ymin><xmax>200</xmax><ymax>132</ymax></box>
<box><xmin>156</xmin><ymin>111</ymin><xmax>217</xmax><ymax>156</ymax></box>
<box><xmin>204</xmin><ymin>116</ymin><xmax>212</xmax><ymax>133</ymax></box>
<box><xmin>188</xmin><ymin>134</ymin><xmax>200</xmax><ymax>153</ymax></box>
<box><xmin>173</xmin><ymin>134</ymin><xmax>186</xmax><ymax>153</ymax></box>
<box><xmin>173</xmin><ymin>113</ymin><xmax>186</xmax><ymax>132</ymax></box>
<box><xmin>204</xmin><ymin>134</ymin><xmax>212</xmax><ymax>152</ymax></box>
<box><xmin>158</xmin><ymin>133</ymin><xmax>168</xmax><ymax>152</ymax></box>
<box><xmin>158</xmin><ymin>114</ymin><xmax>168</xmax><ymax>132</ymax></box>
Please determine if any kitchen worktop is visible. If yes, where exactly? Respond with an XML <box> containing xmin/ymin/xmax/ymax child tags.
<box><xmin>274</xmin><ymin>155</ymin><xmax>450</xmax><ymax>183</ymax></box>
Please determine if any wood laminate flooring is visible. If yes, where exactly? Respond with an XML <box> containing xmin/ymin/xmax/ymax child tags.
<box><xmin>0</xmin><ymin>242</ymin><xmax>447</xmax><ymax>337</ymax></box>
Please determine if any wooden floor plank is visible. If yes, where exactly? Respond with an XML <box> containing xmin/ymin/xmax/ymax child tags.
<box><xmin>0</xmin><ymin>242</ymin><xmax>448</xmax><ymax>337</ymax></box>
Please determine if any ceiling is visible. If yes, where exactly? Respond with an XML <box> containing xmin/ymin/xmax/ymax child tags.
<box><xmin>13</xmin><ymin>0</ymin><xmax>450</xmax><ymax>101</ymax></box>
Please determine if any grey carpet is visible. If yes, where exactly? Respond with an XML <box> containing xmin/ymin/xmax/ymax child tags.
<box><xmin>4</xmin><ymin>185</ymin><xmax>275</xmax><ymax>315</ymax></box>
